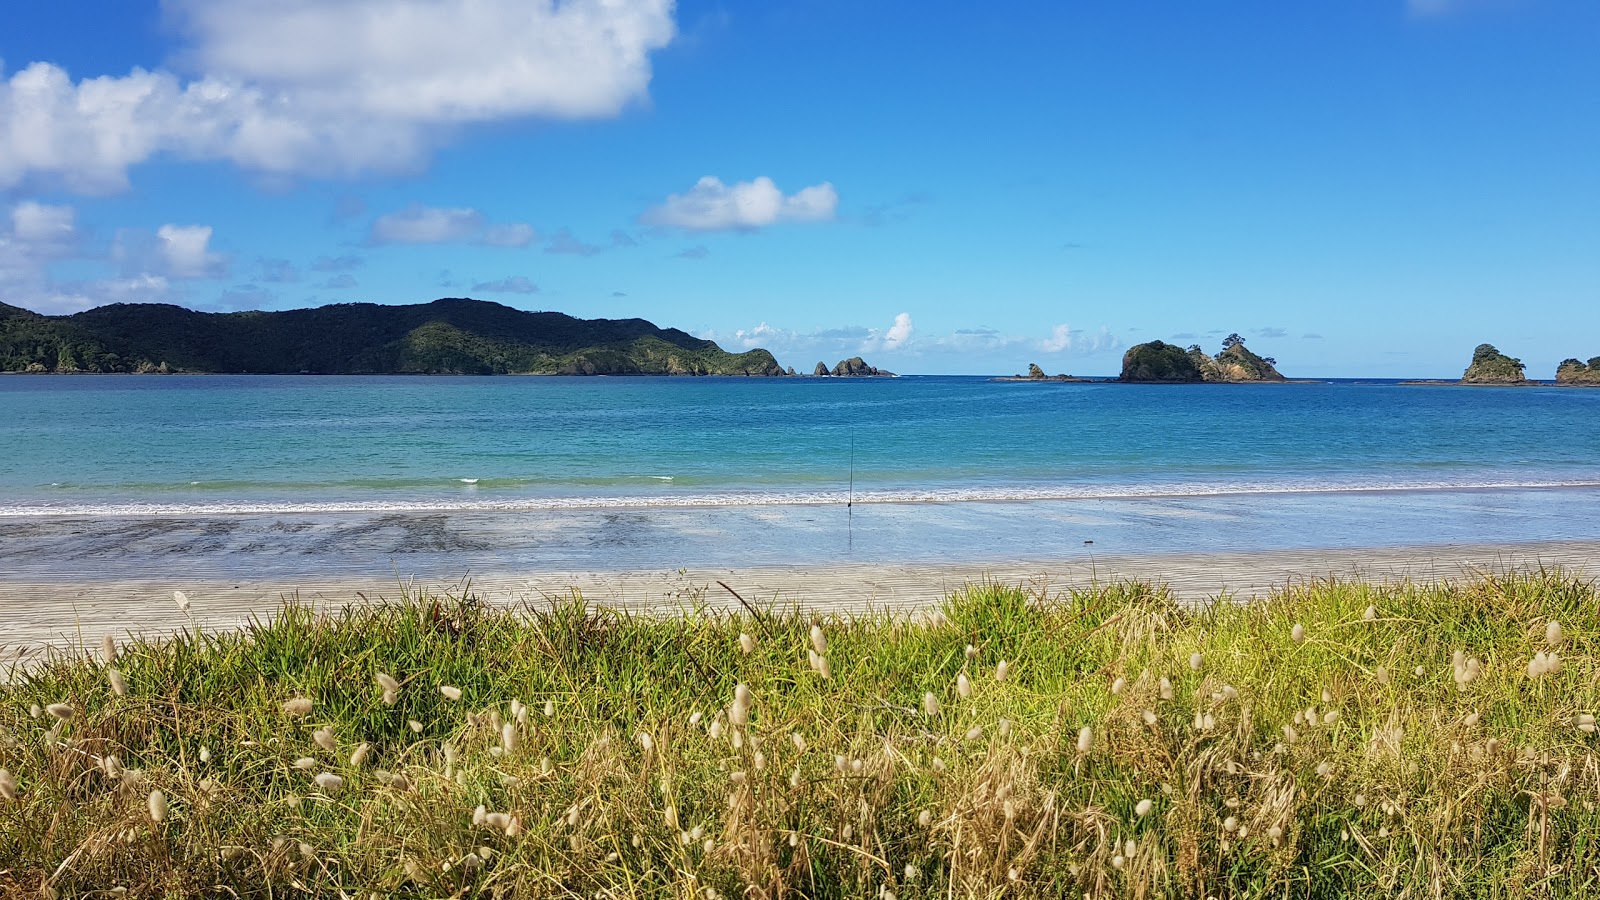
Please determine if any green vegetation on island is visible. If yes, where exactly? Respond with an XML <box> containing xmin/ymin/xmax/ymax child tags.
<box><xmin>1459</xmin><ymin>343</ymin><xmax>1527</xmax><ymax>384</ymax></box>
<box><xmin>2</xmin><ymin>572</ymin><xmax>1598</xmax><ymax>898</ymax></box>
<box><xmin>812</xmin><ymin>356</ymin><xmax>894</xmax><ymax>377</ymax></box>
<box><xmin>1557</xmin><ymin>357</ymin><xmax>1600</xmax><ymax>385</ymax></box>
<box><xmin>1120</xmin><ymin>334</ymin><xmax>1285</xmax><ymax>383</ymax></box>
<box><xmin>0</xmin><ymin>298</ymin><xmax>785</xmax><ymax>376</ymax></box>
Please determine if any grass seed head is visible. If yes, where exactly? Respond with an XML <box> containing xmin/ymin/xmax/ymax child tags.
<box><xmin>1546</xmin><ymin>620</ymin><xmax>1564</xmax><ymax>646</ymax></box>
<box><xmin>282</xmin><ymin>697</ymin><xmax>313</xmax><ymax>717</ymax></box>
<box><xmin>172</xmin><ymin>591</ymin><xmax>190</xmax><ymax>614</ymax></box>
<box><xmin>1076</xmin><ymin>726</ymin><xmax>1094</xmax><ymax>754</ymax></box>
<box><xmin>1291</xmin><ymin>624</ymin><xmax>1306</xmax><ymax>643</ymax></box>
<box><xmin>923</xmin><ymin>692</ymin><xmax>940</xmax><ymax>716</ymax></box>
<box><xmin>502</xmin><ymin>724</ymin><xmax>519</xmax><ymax>754</ymax></box>
<box><xmin>293</xmin><ymin>757</ymin><xmax>315</xmax><ymax>770</ymax></box>
<box><xmin>350</xmin><ymin>743</ymin><xmax>372</xmax><ymax>767</ymax></box>
<box><xmin>439</xmin><ymin>685</ymin><xmax>463</xmax><ymax>701</ymax></box>
<box><xmin>101</xmin><ymin>634</ymin><xmax>117</xmax><ymax>665</ymax></box>
<box><xmin>1160</xmin><ymin>676</ymin><xmax>1174</xmax><ymax>700</ymax></box>
<box><xmin>45</xmin><ymin>703</ymin><xmax>74</xmax><ymax>720</ymax></box>
<box><xmin>956</xmin><ymin>673</ymin><xmax>972</xmax><ymax>699</ymax></box>
<box><xmin>314</xmin><ymin>772</ymin><xmax>344</xmax><ymax>793</ymax></box>
<box><xmin>0</xmin><ymin>769</ymin><xmax>17</xmax><ymax>800</ymax></box>
<box><xmin>1111</xmin><ymin>677</ymin><xmax>1127</xmax><ymax>696</ymax></box>
<box><xmin>544</xmin><ymin>700</ymin><xmax>555</xmax><ymax>717</ymax></box>
<box><xmin>313</xmin><ymin>728</ymin><xmax>337</xmax><ymax>753</ymax></box>
<box><xmin>147</xmin><ymin>789</ymin><xmax>166</xmax><ymax>823</ymax></box>
<box><xmin>1363</xmin><ymin>605</ymin><xmax>1377</xmax><ymax>621</ymax></box>
<box><xmin>995</xmin><ymin>659</ymin><xmax>1009</xmax><ymax>682</ymax></box>
<box><xmin>809</xmin><ymin>625</ymin><xmax>827</xmax><ymax>655</ymax></box>
<box><xmin>1135</xmin><ymin>798</ymin><xmax>1153</xmax><ymax>817</ymax></box>
<box><xmin>1189</xmin><ymin>652</ymin><xmax>1203</xmax><ymax>671</ymax></box>
<box><xmin>739</xmin><ymin>632</ymin><xmax>756</xmax><ymax>655</ymax></box>
<box><xmin>107</xmin><ymin>668</ymin><xmax>127</xmax><ymax>697</ymax></box>
<box><xmin>375</xmin><ymin>673</ymin><xmax>400</xmax><ymax>693</ymax></box>
<box><xmin>198</xmin><ymin>746</ymin><xmax>210</xmax><ymax>764</ymax></box>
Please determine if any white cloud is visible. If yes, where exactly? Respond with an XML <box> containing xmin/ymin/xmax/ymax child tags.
<box><xmin>0</xmin><ymin>0</ymin><xmax>677</xmax><ymax>191</ymax></box>
<box><xmin>1035</xmin><ymin>323</ymin><xmax>1116</xmax><ymax>355</ymax></box>
<box><xmin>368</xmin><ymin>204</ymin><xmax>536</xmax><ymax>247</ymax></box>
<box><xmin>11</xmin><ymin>202</ymin><xmax>75</xmax><ymax>244</ymax></box>
<box><xmin>1039</xmin><ymin>324</ymin><xmax>1073</xmax><ymax>353</ymax></box>
<box><xmin>881</xmin><ymin>312</ymin><xmax>914</xmax><ymax>350</ymax></box>
<box><xmin>157</xmin><ymin>224</ymin><xmax>226</xmax><ymax>278</ymax></box>
<box><xmin>370</xmin><ymin>205</ymin><xmax>485</xmax><ymax>244</ymax></box>
<box><xmin>641</xmin><ymin>176</ymin><xmax>839</xmax><ymax>231</ymax></box>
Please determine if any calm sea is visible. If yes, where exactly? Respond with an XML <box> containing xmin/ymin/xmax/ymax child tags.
<box><xmin>1</xmin><ymin>375</ymin><xmax>1597</xmax><ymax>577</ymax></box>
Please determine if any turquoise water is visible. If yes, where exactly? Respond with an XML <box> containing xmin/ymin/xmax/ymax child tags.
<box><xmin>0</xmin><ymin>375</ymin><xmax>1597</xmax><ymax>577</ymax></box>
<box><xmin>2</xmin><ymin>375</ymin><xmax>1598</xmax><ymax>512</ymax></box>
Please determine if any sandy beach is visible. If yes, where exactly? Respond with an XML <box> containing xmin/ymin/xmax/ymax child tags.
<box><xmin>4</xmin><ymin>539</ymin><xmax>1596</xmax><ymax>668</ymax></box>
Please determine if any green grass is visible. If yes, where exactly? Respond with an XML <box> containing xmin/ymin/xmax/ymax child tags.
<box><xmin>2</xmin><ymin>572</ymin><xmax>1598</xmax><ymax>898</ymax></box>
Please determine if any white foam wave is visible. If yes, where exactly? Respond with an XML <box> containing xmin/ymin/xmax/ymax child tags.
<box><xmin>2</xmin><ymin>478</ymin><xmax>1599</xmax><ymax>518</ymax></box>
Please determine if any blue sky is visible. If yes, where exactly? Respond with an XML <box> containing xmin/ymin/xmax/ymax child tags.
<box><xmin>1</xmin><ymin>0</ymin><xmax>1595</xmax><ymax>376</ymax></box>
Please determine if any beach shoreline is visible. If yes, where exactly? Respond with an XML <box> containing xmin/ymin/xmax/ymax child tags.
<box><xmin>4</xmin><ymin>539</ymin><xmax>1596</xmax><ymax>667</ymax></box>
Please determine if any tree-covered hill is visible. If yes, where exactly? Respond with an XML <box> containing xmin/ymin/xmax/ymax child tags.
<box><xmin>0</xmin><ymin>298</ymin><xmax>785</xmax><ymax>376</ymax></box>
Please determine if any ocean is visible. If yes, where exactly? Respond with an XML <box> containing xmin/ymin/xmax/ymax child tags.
<box><xmin>2</xmin><ymin>374</ymin><xmax>1597</xmax><ymax>580</ymax></box>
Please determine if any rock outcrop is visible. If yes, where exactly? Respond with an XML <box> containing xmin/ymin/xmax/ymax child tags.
<box><xmin>830</xmin><ymin>357</ymin><xmax>895</xmax><ymax>377</ymax></box>
<box><xmin>1026</xmin><ymin>363</ymin><xmax>1047</xmax><ymax>380</ymax></box>
<box><xmin>1460</xmin><ymin>344</ymin><xmax>1527</xmax><ymax>384</ymax></box>
<box><xmin>1121</xmin><ymin>335</ymin><xmax>1286</xmax><ymax>383</ymax></box>
<box><xmin>1556</xmin><ymin>358</ymin><xmax>1600</xmax><ymax>385</ymax></box>
<box><xmin>814</xmin><ymin>361</ymin><xmax>830</xmax><ymax>376</ymax></box>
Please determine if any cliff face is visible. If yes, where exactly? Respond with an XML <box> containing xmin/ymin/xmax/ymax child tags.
<box><xmin>1121</xmin><ymin>338</ymin><xmax>1285</xmax><ymax>383</ymax></box>
<box><xmin>1460</xmin><ymin>344</ymin><xmax>1527</xmax><ymax>384</ymax></box>
<box><xmin>0</xmin><ymin>298</ymin><xmax>787</xmax><ymax>376</ymax></box>
<box><xmin>1556</xmin><ymin>358</ymin><xmax>1600</xmax><ymax>385</ymax></box>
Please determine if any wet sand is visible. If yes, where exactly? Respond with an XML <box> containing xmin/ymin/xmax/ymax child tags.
<box><xmin>3</xmin><ymin>540</ymin><xmax>1596</xmax><ymax>668</ymax></box>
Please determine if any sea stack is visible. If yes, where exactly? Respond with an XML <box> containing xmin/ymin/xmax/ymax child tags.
<box><xmin>1460</xmin><ymin>344</ymin><xmax>1527</xmax><ymax>384</ymax></box>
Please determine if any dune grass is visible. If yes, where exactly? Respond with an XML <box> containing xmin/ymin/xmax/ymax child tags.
<box><xmin>2</xmin><ymin>571</ymin><xmax>1598</xmax><ymax>898</ymax></box>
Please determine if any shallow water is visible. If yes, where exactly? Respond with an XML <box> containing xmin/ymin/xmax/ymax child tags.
<box><xmin>2</xmin><ymin>375</ymin><xmax>1597</xmax><ymax>579</ymax></box>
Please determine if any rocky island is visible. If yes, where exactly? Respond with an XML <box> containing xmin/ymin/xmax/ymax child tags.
<box><xmin>1556</xmin><ymin>358</ymin><xmax>1600</xmax><ymax>385</ymax></box>
<box><xmin>0</xmin><ymin>298</ymin><xmax>787</xmax><ymax>376</ymax></box>
<box><xmin>813</xmin><ymin>356</ymin><xmax>895</xmax><ymax>377</ymax></box>
<box><xmin>1120</xmin><ymin>334</ymin><xmax>1287</xmax><ymax>383</ymax></box>
<box><xmin>1458</xmin><ymin>343</ymin><xmax>1528</xmax><ymax>384</ymax></box>
<box><xmin>990</xmin><ymin>363</ymin><xmax>1099</xmax><ymax>383</ymax></box>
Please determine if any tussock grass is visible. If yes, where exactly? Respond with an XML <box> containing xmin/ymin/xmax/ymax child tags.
<box><xmin>2</xmin><ymin>572</ymin><xmax>1599</xmax><ymax>898</ymax></box>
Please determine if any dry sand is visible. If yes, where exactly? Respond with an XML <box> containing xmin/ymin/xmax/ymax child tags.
<box><xmin>3</xmin><ymin>540</ymin><xmax>1597</xmax><ymax>669</ymax></box>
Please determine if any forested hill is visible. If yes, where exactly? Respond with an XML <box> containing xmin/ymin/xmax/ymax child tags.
<box><xmin>0</xmin><ymin>298</ymin><xmax>786</xmax><ymax>376</ymax></box>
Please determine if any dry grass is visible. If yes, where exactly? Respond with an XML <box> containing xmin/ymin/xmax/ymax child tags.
<box><xmin>1</xmin><ymin>571</ymin><xmax>1598</xmax><ymax>898</ymax></box>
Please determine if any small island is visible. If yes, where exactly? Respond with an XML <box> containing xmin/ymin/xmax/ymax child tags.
<box><xmin>813</xmin><ymin>356</ymin><xmax>895</xmax><ymax>377</ymax></box>
<box><xmin>990</xmin><ymin>363</ymin><xmax>1100</xmax><ymax>383</ymax></box>
<box><xmin>1557</xmin><ymin>357</ymin><xmax>1600</xmax><ymax>386</ymax></box>
<box><xmin>1459</xmin><ymin>343</ymin><xmax>1528</xmax><ymax>385</ymax></box>
<box><xmin>1120</xmin><ymin>334</ymin><xmax>1287</xmax><ymax>383</ymax></box>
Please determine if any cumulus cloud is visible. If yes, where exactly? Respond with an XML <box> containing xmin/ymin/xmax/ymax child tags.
<box><xmin>110</xmin><ymin>224</ymin><xmax>227</xmax><ymax>279</ymax></box>
<box><xmin>0</xmin><ymin>0</ymin><xmax>677</xmax><ymax>191</ymax></box>
<box><xmin>1037</xmin><ymin>324</ymin><xmax>1116</xmax><ymax>354</ymax></box>
<box><xmin>472</xmin><ymin>276</ymin><xmax>539</xmax><ymax>294</ymax></box>
<box><xmin>11</xmin><ymin>202</ymin><xmax>76</xmax><ymax>244</ymax></box>
<box><xmin>880</xmin><ymin>312</ymin><xmax>914</xmax><ymax>350</ymax></box>
<box><xmin>157</xmin><ymin>225</ymin><xmax>227</xmax><ymax>278</ymax></box>
<box><xmin>641</xmin><ymin>176</ymin><xmax>839</xmax><ymax>231</ymax></box>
